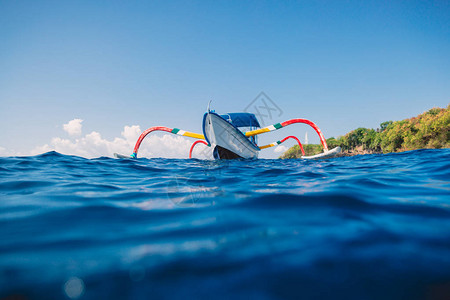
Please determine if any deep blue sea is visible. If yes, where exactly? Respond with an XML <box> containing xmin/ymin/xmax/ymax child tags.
<box><xmin>1</xmin><ymin>149</ymin><xmax>450</xmax><ymax>300</ymax></box>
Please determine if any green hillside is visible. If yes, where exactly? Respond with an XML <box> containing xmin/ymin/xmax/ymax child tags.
<box><xmin>280</xmin><ymin>104</ymin><xmax>450</xmax><ymax>158</ymax></box>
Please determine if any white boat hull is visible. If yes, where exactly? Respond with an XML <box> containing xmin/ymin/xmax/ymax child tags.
<box><xmin>203</xmin><ymin>112</ymin><xmax>260</xmax><ymax>159</ymax></box>
<box><xmin>301</xmin><ymin>146</ymin><xmax>341</xmax><ymax>159</ymax></box>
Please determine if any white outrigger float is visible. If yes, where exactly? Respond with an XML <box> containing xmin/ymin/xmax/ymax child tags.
<box><xmin>114</xmin><ymin>107</ymin><xmax>341</xmax><ymax>160</ymax></box>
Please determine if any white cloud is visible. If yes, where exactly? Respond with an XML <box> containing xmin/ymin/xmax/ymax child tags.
<box><xmin>0</xmin><ymin>146</ymin><xmax>12</xmax><ymax>156</ymax></box>
<box><xmin>274</xmin><ymin>145</ymin><xmax>288</xmax><ymax>153</ymax></box>
<box><xmin>121</xmin><ymin>125</ymin><xmax>141</xmax><ymax>143</ymax></box>
<box><xmin>22</xmin><ymin>122</ymin><xmax>213</xmax><ymax>159</ymax></box>
<box><xmin>1</xmin><ymin>117</ymin><xmax>214</xmax><ymax>159</ymax></box>
<box><xmin>29</xmin><ymin>144</ymin><xmax>53</xmax><ymax>156</ymax></box>
<box><xmin>63</xmin><ymin>119</ymin><xmax>83</xmax><ymax>136</ymax></box>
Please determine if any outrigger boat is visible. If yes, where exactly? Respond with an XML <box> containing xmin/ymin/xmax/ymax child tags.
<box><xmin>114</xmin><ymin>106</ymin><xmax>341</xmax><ymax>160</ymax></box>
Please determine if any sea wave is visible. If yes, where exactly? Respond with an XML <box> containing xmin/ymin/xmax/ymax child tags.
<box><xmin>1</xmin><ymin>149</ymin><xmax>450</xmax><ymax>299</ymax></box>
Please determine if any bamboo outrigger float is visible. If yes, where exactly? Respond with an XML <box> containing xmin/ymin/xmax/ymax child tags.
<box><xmin>114</xmin><ymin>106</ymin><xmax>341</xmax><ymax>160</ymax></box>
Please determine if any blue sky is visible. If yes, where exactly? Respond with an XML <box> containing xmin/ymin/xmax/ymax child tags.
<box><xmin>0</xmin><ymin>0</ymin><xmax>449</xmax><ymax>158</ymax></box>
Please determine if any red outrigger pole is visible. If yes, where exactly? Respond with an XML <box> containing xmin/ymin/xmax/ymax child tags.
<box><xmin>124</xmin><ymin>117</ymin><xmax>334</xmax><ymax>159</ymax></box>
<box><xmin>244</xmin><ymin>118</ymin><xmax>328</xmax><ymax>152</ymax></box>
<box><xmin>131</xmin><ymin>126</ymin><xmax>205</xmax><ymax>158</ymax></box>
<box><xmin>189</xmin><ymin>140</ymin><xmax>209</xmax><ymax>158</ymax></box>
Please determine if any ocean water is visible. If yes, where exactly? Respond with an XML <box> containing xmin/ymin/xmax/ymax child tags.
<box><xmin>1</xmin><ymin>149</ymin><xmax>450</xmax><ymax>300</ymax></box>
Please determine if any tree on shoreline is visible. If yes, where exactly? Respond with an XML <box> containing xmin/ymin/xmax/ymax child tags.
<box><xmin>281</xmin><ymin>105</ymin><xmax>450</xmax><ymax>158</ymax></box>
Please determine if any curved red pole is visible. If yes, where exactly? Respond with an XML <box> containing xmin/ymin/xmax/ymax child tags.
<box><xmin>189</xmin><ymin>140</ymin><xmax>209</xmax><ymax>158</ymax></box>
<box><xmin>132</xmin><ymin>126</ymin><xmax>172</xmax><ymax>158</ymax></box>
<box><xmin>281</xmin><ymin>119</ymin><xmax>328</xmax><ymax>151</ymax></box>
<box><xmin>280</xmin><ymin>136</ymin><xmax>305</xmax><ymax>156</ymax></box>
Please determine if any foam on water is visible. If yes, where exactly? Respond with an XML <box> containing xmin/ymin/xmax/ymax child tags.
<box><xmin>1</xmin><ymin>149</ymin><xmax>450</xmax><ymax>299</ymax></box>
